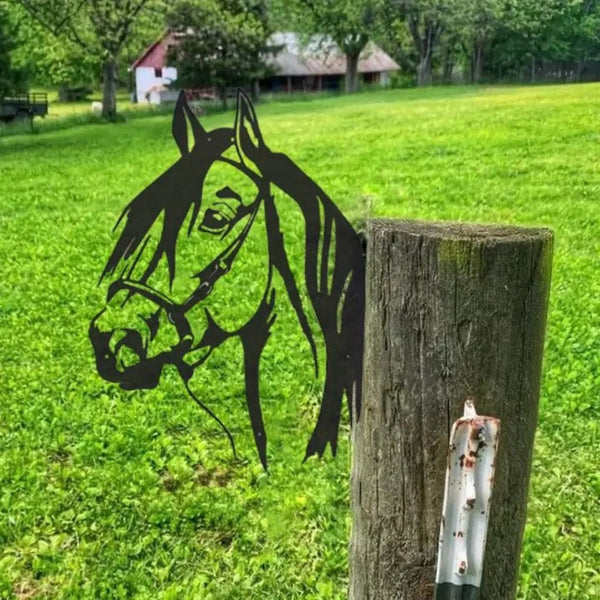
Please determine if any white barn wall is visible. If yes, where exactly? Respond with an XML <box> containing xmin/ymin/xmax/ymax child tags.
<box><xmin>163</xmin><ymin>67</ymin><xmax>177</xmax><ymax>86</ymax></box>
<box><xmin>135</xmin><ymin>66</ymin><xmax>178</xmax><ymax>104</ymax></box>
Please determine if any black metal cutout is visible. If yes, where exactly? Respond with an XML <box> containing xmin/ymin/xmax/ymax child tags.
<box><xmin>89</xmin><ymin>90</ymin><xmax>365</xmax><ymax>469</ymax></box>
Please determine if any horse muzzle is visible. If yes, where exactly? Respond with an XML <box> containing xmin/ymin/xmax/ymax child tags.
<box><xmin>89</xmin><ymin>309</ymin><xmax>165</xmax><ymax>390</ymax></box>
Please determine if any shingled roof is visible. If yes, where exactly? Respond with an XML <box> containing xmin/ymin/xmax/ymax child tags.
<box><xmin>268</xmin><ymin>33</ymin><xmax>400</xmax><ymax>76</ymax></box>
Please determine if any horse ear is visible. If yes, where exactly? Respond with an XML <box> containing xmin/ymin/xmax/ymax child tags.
<box><xmin>234</xmin><ymin>89</ymin><xmax>266</xmax><ymax>167</ymax></box>
<box><xmin>172</xmin><ymin>90</ymin><xmax>206</xmax><ymax>155</ymax></box>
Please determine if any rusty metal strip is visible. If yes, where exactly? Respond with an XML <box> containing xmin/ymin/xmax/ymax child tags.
<box><xmin>434</xmin><ymin>400</ymin><xmax>500</xmax><ymax>600</ymax></box>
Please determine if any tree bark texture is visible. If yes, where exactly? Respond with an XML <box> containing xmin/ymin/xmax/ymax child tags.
<box><xmin>407</xmin><ymin>17</ymin><xmax>440</xmax><ymax>87</ymax></box>
<box><xmin>472</xmin><ymin>41</ymin><xmax>485</xmax><ymax>84</ymax></box>
<box><xmin>345</xmin><ymin>53</ymin><xmax>360</xmax><ymax>93</ymax></box>
<box><xmin>417</xmin><ymin>56</ymin><xmax>433</xmax><ymax>87</ymax></box>
<box><xmin>441</xmin><ymin>45</ymin><xmax>454</xmax><ymax>84</ymax></box>
<box><xmin>101</xmin><ymin>59</ymin><xmax>118</xmax><ymax>120</ymax></box>
<box><xmin>349</xmin><ymin>220</ymin><xmax>553</xmax><ymax>600</ymax></box>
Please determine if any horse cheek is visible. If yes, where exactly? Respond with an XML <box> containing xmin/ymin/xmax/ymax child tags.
<box><xmin>180</xmin><ymin>303</ymin><xmax>211</xmax><ymax>346</ymax></box>
<box><xmin>205</xmin><ymin>225</ymin><xmax>270</xmax><ymax>333</ymax></box>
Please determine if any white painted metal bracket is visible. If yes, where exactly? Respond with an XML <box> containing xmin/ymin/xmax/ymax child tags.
<box><xmin>434</xmin><ymin>400</ymin><xmax>500</xmax><ymax>599</ymax></box>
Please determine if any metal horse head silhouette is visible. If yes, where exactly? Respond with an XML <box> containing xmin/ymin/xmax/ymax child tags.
<box><xmin>89</xmin><ymin>90</ymin><xmax>364</xmax><ymax>468</ymax></box>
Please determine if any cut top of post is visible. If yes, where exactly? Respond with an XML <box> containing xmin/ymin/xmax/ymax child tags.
<box><xmin>368</xmin><ymin>219</ymin><xmax>553</xmax><ymax>244</ymax></box>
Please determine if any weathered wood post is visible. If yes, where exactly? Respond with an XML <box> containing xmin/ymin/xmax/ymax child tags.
<box><xmin>349</xmin><ymin>220</ymin><xmax>553</xmax><ymax>600</ymax></box>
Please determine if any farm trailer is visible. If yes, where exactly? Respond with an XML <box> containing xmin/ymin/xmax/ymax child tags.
<box><xmin>0</xmin><ymin>93</ymin><xmax>48</xmax><ymax>124</ymax></box>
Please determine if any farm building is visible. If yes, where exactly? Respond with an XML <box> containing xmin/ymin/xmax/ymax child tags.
<box><xmin>263</xmin><ymin>32</ymin><xmax>400</xmax><ymax>92</ymax></box>
<box><xmin>130</xmin><ymin>30</ymin><xmax>181</xmax><ymax>104</ymax></box>
<box><xmin>131</xmin><ymin>30</ymin><xmax>400</xmax><ymax>104</ymax></box>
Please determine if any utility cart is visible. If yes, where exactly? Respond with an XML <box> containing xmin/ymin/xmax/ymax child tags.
<box><xmin>0</xmin><ymin>93</ymin><xmax>49</xmax><ymax>124</ymax></box>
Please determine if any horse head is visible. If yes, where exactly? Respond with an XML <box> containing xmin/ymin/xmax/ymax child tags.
<box><xmin>90</xmin><ymin>90</ymin><xmax>365</xmax><ymax>468</ymax></box>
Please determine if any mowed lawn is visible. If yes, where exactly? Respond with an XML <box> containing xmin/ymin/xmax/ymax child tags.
<box><xmin>1</xmin><ymin>84</ymin><xmax>599</xmax><ymax>599</ymax></box>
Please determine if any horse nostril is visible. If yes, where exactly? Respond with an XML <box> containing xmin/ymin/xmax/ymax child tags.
<box><xmin>117</xmin><ymin>345</ymin><xmax>141</xmax><ymax>370</ymax></box>
<box><xmin>109</xmin><ymin>329</ymin><xmax>129</xmax><ymax>355</ymax></box>
<box><xmin>112</xmin><ymin>329</ymin><xmax>146</xmax><ymax>371</ymax></box>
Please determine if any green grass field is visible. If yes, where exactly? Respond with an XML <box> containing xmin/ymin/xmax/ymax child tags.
<box><xmin>1</xmin><ymin>84</ymin><xmax>599</xmax><ymax>599</ymax></box>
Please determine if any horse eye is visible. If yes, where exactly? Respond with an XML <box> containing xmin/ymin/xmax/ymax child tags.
<box><xmin>199</xmin><ymin>208</ymin><xmax>230</xmax><ymax>234</ymax></box>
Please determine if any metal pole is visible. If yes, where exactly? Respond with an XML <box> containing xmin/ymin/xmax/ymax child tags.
<box><xmin>434</xmin><ymin>400</ymin><xmax>500</xmax><ymax>599</ymax></box>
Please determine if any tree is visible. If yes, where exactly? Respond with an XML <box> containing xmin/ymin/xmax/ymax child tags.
<box><xmin>167</xmin><ymin>0</ymin><xmax>275</xmax><ymax>108</ymax></box>
<box><xmin>453</xmin><ymin>0</ymin><xmax>502</xmax><ymax>83</ymax></box>
<box><xmin>14</xmin><ymin>0</ymin><xmax>154</xmax><ymax>119</ymax></box>
<box><xmin>380</xmin><ymin>0</ymin><xmax>460</xmax><ymax>86</ymax></box>
<box><xmin>0</xmin><ymin>1</ymin><xmax>27</xmax><ymax>96</ymax></box>
<box><xmin>295</xmin><ymin>0</ymin><xmax>376</xmax><ymax>93</ymax></box>
<box><xmin>488</xmin><ymin>0</ymin><xmax>564</xmax><ymax>81</ymax></box>
<box><xmin>9</xmin><ymin>10</ymin><xmax>100</xmax><ymax>95</ymax></box>
<box><xmin>561</xmin><ymin>0</ymin><xmax>600</xmax><ymax>81</ymax></box>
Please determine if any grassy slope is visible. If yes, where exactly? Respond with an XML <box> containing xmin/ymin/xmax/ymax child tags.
<box><xmin>0</xmin><ymin>84</ymin><xmax>599</xmax><ymax>599</ymax></box>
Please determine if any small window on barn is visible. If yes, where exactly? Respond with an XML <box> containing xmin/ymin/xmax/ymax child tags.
<box><xmin>154</xmin><ymin>67</ymin><xmax>162</xmax><ymax>78</ymax></box>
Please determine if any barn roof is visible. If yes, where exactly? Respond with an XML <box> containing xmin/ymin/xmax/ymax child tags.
<box><xmin>131</xmin><ymin>30</ymin><xmax>400</xmax><ymax>75</ymax></box>
<box><xmin>268</xmin><ymin>33</ymin><xmax>400</xmax><ymax>76</ymax></box>
<box><xmin>130</xmin><ymin>30</ymin><xmax>181</xmax><ymax>70</ymax></box>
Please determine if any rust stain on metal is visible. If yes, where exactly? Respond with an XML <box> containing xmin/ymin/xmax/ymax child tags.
<box><xmin>435</xmin><ymin>400</ymin><xmax>501</xmax><ymax>591</ymax></box>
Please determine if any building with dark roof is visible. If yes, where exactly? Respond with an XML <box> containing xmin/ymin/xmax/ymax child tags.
<box><xmin>131</xmin><ymin>30</ymin><xmax>400</xmax><ymax>104</ymax></box>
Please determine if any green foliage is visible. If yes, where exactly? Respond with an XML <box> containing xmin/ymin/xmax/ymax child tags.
<box><xmin>388</xmin><ymin>70</ymin><xmax>417</xmax><ymax>88</ymax></box>
<box><xmin>377</xmin><ymin>0</ymin><xmax>463</xmax><ymax>85</ymax></box>
<box><xmin>375</xmin><ymin>0</ymin><xmax>600</xmax><ymax>84</ymax></box>
<box><xmin>7</xmin><ymin>0</ymin><xmax>163</xmax><ymax>89</ymax></box>
<box><xmin>1</xmin><ymin>84</ymin><xmax>599</xmax><ymax>598</ymax></box>
<box><xmin>167</xmin><ymin>0</ymin><xmax>275</xmax><ymax>100</ymax></box>
<box><xmin>10</xmin><ymin>16</ymin><xmax>99</xmax><ymax>88</ymax></box>
<box><xmin>0</xmin><ymin>1</ymin><xmax>28</xmax><ymax>96</ymax></box>
<box><xmin>13</xmin><ymin>0</ymin><xmax>156</xmax><ymax>117</ymax></box>
<box><xmin>294</xmin><ymin>0</ymin><xmax>376</xmax><ymax>53</ymax></box>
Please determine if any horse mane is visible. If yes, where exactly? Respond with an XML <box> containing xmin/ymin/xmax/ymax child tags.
<box><xmin>254</xmin><ymin>148</ymin><xmax>365</xmax><ymax>459</ymax></box>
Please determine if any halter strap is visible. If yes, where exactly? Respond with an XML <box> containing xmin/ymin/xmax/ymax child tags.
<box><xmin>108</xmin><ymin>194</ymin><xmax>264</xmax><ymax>320</ymax></box>
<box><xmin>180</xmin><ymin>197</ymin><xmax>261</xmax><ymax>311</ymax></box>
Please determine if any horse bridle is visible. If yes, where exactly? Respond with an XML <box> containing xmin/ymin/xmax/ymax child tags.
<box><xmin>106</xmin><ymin>192</ymin><xmax>264</xmax><ymax>334</ymax></box>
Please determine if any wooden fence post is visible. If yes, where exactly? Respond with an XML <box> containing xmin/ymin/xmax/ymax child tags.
<box><xmin>349</xmin><ymin>219</ymin><xmax>553</xmax><ymax>600</ymax></box>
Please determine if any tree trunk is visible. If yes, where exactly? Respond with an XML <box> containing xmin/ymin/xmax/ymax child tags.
<box><xmin>441</xmin><ymin>44</ymin><xmax>454</xmax><ymax>84</ymax></box>
<box><xmin>349</xmin><ymin>219</ymin><xmax>553</xmax><ymax>600</ymax></box>
<box><xmin>417</xmin><ymin>55</ymin><xmax>433</xmax><ymax>86</ymax></box>
<box><xmin>58</xmin><ymin>84</ymin><xmax>68</xmax><ymax>103</ymax></box>
<box><xmin>408</xmin><ymin>21</ymin><xmax>438</xmax><ymax>87</ymax></box>
<box><xmin>101</xmin><ymin>59</ymin><xmax>118</xmax><ymax>120</ymax></box>
<box><xmin>575</xmin><ymin>61</ymin><xmax>584</xmax><ymax>82</ymax></box>
<box><xmin>473</xmin><ymin>41</ymin><xmax>484</xmax><ymax>83</ymax></box>
<box><xmin>220</xmin><ymin>87</ymin><xmax>227</xmax><ymax>110</ymax></box>
<box><xmin>251</xmin><ymin>79</ymin><xmax>260</xmax><ymax>101</ymax></box>
<box><xmin>345</xmin><ymin>52</ymin><xmax>360</xmax><ymax>93</ymax></box>
<box><xmin>530</xmin><ymin>55</ymin><xmax>536</xmax><ymax>82</ymax></box>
